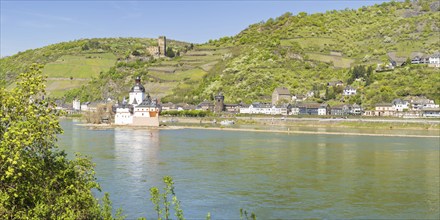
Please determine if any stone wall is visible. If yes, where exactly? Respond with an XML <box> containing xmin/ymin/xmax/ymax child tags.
<box><xmin>132</xmin><ymin>116</ymin><xmax>160</xmax><ymax>127</ymax></box>
<box><xmin>147</xmin><ymin>46</ymin><xmax>159</xmax><ymax>56</ymax></box>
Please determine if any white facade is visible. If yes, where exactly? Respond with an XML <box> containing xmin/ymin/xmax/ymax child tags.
<box><xmin>411</xmin><ymin>98</ymin><xmax>438</xmax><ymax>110</ymax></box>
<box><xmin>114</xmin><ymin>76</ymin><xmax>160</xmax><ymax>126</ymax></box>
<box><xmin>318</xmin><ymin>107</ymin><xmax>327</xmax><ymax>115</ymax></box>
<box><xmin>429</xmin><ymin>55</ymin><xmax>440</xmax><ymax>67</ymax></box>
<box><xmin>239</xmin><ymin>106</ymin><xmax>251</xmax><ymax>114</ymax></box>
<box><xmin>114</xmin><ymin>108</ymin><xmax>133</xmax><ymax>125</ymax></box>
<box><xmin>81</xmin><ymin>103</ymin><xmax>89</xmax><ymax>112</ymax></box>
<box><xmin>73</xmin><ymin>99</ymin><xmax>81</xmax><ymax>111</ymax></box>
<box><xmin>376</xmin><ymin>105</ymin><xmax>395</xmax><ymax>111</ymax></box>
<box><xmin>129</xmin><ymin>92</ymin><xmax>145</xmax><ymax>107</ymax></box>
<box><xmin>343</xmin><ymin>87</ymin><xmax>357</xmax><ymax>96</ymax></box>
<box><xmin>134</xmin><ymin>106</ymin><xmax>160</xmax><ymax>117</ymax></box>
<box><xmin>239</xmin><ymin>104</ymin><xmax>289</xmax><ymax>115</ymax></box>
<box><xmin>291</xmin><ymin>107</ymin><xmax>300</xmax><ymax>115</ymax></box>
<box><xmin>393</xmin><ymin>101</ymin><xmax>409</xmax><ymax>112</ymax></box>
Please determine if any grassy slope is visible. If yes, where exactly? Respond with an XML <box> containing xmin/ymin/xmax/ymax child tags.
<box><xmin>305</xmin><ymin>53</ymin><xmax>354</xmax><ymax>68</ymax></box>
<box><xmin>180</xmin><ymin>0</ymin><xmax>440</xmax><ymax>106</ymax></box>
<box><xmin>43</xmin><ymin>53</ymin><xmax>116</xmax><ymax>78</ymax></box>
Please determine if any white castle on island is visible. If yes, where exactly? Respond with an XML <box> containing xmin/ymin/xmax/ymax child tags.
<box><xmin>114</xmin><ymin>77</ymin><xmax>161</xmax><ymax>126</ymax></box>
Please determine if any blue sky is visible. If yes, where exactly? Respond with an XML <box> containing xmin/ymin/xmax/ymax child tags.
<box><xmin>0</xmin><ymin>0</ymin><xmax>390</xmax><ymax>57</ymax></box>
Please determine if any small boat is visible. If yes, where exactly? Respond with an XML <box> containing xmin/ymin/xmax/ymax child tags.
<box><xmin>220</xmin><ymin>120</ymin><xmax>235</xmax><ymax>125</ymax></box>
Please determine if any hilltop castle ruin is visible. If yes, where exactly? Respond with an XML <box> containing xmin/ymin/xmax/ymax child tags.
<box><xmin>147</xmin><ymin>36</ymin><xmax>166</xmax><ymax>57</ymax></box>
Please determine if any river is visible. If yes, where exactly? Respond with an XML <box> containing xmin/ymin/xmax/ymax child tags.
<box><xmin>58</xmin><ymin>119</ymin><xmax>439</xmax><ymax>219</ymax></box>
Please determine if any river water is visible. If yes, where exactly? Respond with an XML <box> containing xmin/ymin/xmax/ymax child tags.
<box><xmin>58</xmin><ymin>120</ymin><xmax>439</xmax><ymax>219</ymax></box>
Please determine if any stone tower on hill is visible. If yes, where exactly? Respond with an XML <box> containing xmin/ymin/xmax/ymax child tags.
<box><xmin>147</xmin><ymin>36</ymin><xmax>167</xmax><ymax>57</ymax></box>
<box><xmin>158</xmin><ymin>36</ymin><xmax>166</xmax><ymax>56</ymax></box>
<box><xmin>214</xmin><ymin>92</ymin><xmax>225</xmax><ymax>113</ymax></box>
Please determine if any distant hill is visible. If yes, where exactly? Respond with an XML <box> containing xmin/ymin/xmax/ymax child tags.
<box><xmin>1</xmin><ymin>0</ymin><xmax>439</xmax><ymax>108</ymax></box>
<box><xmin>0</xmin><ymin>37</ymin><xmax>226</xmax><ymax>99</ymax></box>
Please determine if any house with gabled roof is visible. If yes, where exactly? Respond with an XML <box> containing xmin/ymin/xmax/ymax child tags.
<box><xmin>272</xmin><ymin>87</ymin><xmax>291</xmax><ymax>105</ymax></box>
<box><xmin>374</xmin><ymin>103</ymin><xmax>395</xmax><ymax>117</ymax></box>
<box><xmin>392</xmin><ymin>98</ymin><xmax>409</xmax><ymax>112</ymax></box>
<box><xmin>350</xmin><ymin>104</ymin><xmax>363</xmax><ymax>115</ymax></box>
<box><xmin>331</xmin><ymin>104</ymin><xmax>350</xmax><ymax>116</ymax></box>
<box><xmin>318</xmin><ymin>103</ymin><xmax>330</xmax><ymax>115</ymax></box>
<box><xmin>298</xmin><ymin>102</ymin><xmax>321</xmax><ymax>115</ymax></box>
<box><xmin>197</xmin><ymin>100</ymin><xmax>214</xmax><ymax>111</ymax></box>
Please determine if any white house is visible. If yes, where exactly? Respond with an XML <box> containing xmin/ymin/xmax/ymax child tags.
<box><xmin>392</xmin><ymin>99</ymin><xmax>409</xmax><ymax>112</ymax></box>
<box><xmin>73</xmin><ymin>99</ymin><xmax>81</xmax><ymax>111</ymax></box>
<box><xmin>375</xmin><ymin>103</ymin><xmax>396</xmax><ymax>117</ymax></box>
<box><xmin>239</xmin><ymin>104</ymin><xmax>251</xmax><ymax>114</ymax></box>
<box><xmin>318</xmin><ymin>107</ymin><xmax>327</xmax><ymax>115</ymax></box>
<box><xmin>410</xmin><ymin>97</ymin><xmax>439</xmax><ymax>110</ymax></box>
<box><xmin>239</xmin><ymin>103</ymin><xmax>290</xmax><ymax>115</ymax></box>
<box><xmin>273</xmin><ymin>104</ymin><xmax>291</xmax><ymax>115</ymax></box>
<box><xmin>318</xmin><ymin>104</ymin><xmax>329</xmax><ymax>115</ymax></box>
<box><xmin>114</xmin><ymin>107</ymin><xmax>133</xmax><ymax>125</ymax></box>
<box><xmin>428</xmin><ymin>53</ymin><xmax>440</xmax><ymax>67</ymax></box>
<box><xmin>291</xmin><ymin>106</ymin><xmax>300</xmax><ymax>115</ymax></box>
<box><xmin>343</xmin><ymin>86</ymin><xmax>357</xmax><ymax>96</ymax></box>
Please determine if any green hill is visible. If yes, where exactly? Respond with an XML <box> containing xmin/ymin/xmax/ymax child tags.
<box><xmin>176</xmin><ymin>0</ymin><xmax>440</xmax><ymax>107</ymax></box>
<box><xmin>43</xmin><ymin>53</ymin><xmax>117</xmax><ymax>79</ymax></box>
<box><xmin>1</xmin><ymin>0</ymin><xmax>439</xmax><ymax>108</ymax></box>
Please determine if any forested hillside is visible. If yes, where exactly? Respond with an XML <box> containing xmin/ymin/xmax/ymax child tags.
<box><xmin>1</xmin><ymin>0</ymin><xmax>439</xmax><ymax>108</ymax></box>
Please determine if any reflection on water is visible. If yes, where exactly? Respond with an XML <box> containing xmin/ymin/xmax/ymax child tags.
<box><xmin>58</xmin><ymin>120</ymin><xmax>440</xmax><ymax>219</ymax></box>
<box><xmin>109</xmin><ymin>129</ymin><xmax>160</xmax><ymax>216</ymax></box>
<box><xmin>114</xmin><ymin>129</ymin><xmax>160</xmax><ymax>179</ymax></box>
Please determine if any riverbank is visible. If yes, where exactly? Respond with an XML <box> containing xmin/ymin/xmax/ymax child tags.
<box><xmin>183</xmin><ymin>126</ymin><xmax>439</xmax><ymax>138</ymax></box>
<box><xmin>74</xmin><ymin>119</ymin><xmax>439</xmax><ymax>138</ymax></box>
<box><xmin>163</xmin><ymin>116</ymin><xmax>440</xmax><ymax>130</ymax></box>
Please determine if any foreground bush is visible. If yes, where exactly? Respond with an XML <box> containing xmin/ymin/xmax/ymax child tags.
<box><xmin>0</xmin><ymin>64</ymin><xmax>102</xmax><ymax>218</ymax></box>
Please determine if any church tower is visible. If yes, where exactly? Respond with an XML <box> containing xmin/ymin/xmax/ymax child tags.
<box><xmin>129</xmin><ymin>76</ymin><xmax>145</xmax><ymax>107</ymax></box>
<box><xmin>214</xmin><ymin>92</ymin><xmax>224</xmax><ymax>113</ymax></box>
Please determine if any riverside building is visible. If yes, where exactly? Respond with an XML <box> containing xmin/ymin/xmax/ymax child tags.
<box><xmin>114</xmin><ymin>77</ymin><xmax>161</xmax><ymax>126</ymax></box>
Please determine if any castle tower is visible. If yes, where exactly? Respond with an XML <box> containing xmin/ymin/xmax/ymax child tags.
<box><xmin>158</xmin><ymin>36</ymin><xmax>166</xmax><ymax>56</ymax></box>
<box><xmin>214</xmin><ymin>92</ymin><xmax>224</xmax><ymax>113</ymax></box>
<box><xmin>129</xmin><ymin>76</ymin><xmax>145</xmax><ymax>107</ymax></box>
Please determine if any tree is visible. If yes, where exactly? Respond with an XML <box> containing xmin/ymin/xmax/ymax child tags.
<box><xmin>166</xmin><ymin>47</ymin><xmax>176</xmax><ymax>58</ymax></box>
<box><xmin>0</xmin><ymin>64</ymin><xmax>102</xmax><ymax>219</ymax></box>
<box><xmin>149</xmin><ymin>176</ymin><xmax>184</xmax><ymax>220</ymax></box>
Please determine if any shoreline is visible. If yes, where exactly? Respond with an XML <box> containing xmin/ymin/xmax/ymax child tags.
<box><xmin>74</xmin><ymin>123</ymin><xmax>439</xmax><ymax>138</ymax></box>
<box><xmin>183</xmin><ymin>126</ymin><xmax>439</xmax><ymax>138</ymax></box>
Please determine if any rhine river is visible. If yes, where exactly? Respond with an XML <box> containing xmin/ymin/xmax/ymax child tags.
<box><xmin>58</xmin><ymin>120</ymin><xmax>439</xmax><ymax>219</ymax></box>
